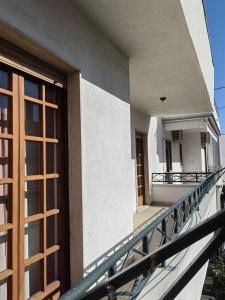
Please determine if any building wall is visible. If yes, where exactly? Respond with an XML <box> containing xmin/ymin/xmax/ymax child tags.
<box><xmin>180</xmin><ymin>0</ymin><xmax>214</xmax><ymax>110</ymax></box>
<box><xmin>219</xmin><ymin>135</ymin><xmax>225</xmax><ymax>168</ymax></box>
<box><xmin>152</xmin><ymin>184</ymin><xmax>196</xmax><ymax>205</ymax></box>
<box><xmin>0</xmin><ymin>0</ymin><xmax>134</xmax><ymax>281</ymax></box>
<box><xmin>131</xmin><ymin>110</ymin><xmax>185</xmax><ymax>207</ymax></box>
<box><xmin>182</xmin><ymin>132</ymin><xmax>203</xmax><ymax>171</ymax></box>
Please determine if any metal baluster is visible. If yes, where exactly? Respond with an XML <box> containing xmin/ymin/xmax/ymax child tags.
<box><xmin>174</xmin><ymin>209</ymin><xmax>178</xmax><ymax>234</ymax></box>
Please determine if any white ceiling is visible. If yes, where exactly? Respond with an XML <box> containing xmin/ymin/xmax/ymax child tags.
<box><xmin>74</xmin><ymin>0</ymin><xmax>213</xmax><ymax>116</ymax></box>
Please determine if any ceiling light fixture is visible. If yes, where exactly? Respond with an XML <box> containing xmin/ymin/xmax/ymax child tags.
<box><xmin>160</xmin><ymin>96</ymin><xmax>167</xmax><ymax>102</ymax></box>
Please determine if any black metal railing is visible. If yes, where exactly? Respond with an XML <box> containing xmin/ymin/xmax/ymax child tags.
<box><xmin>61</xmin><ymin>169</ymin><xmax>225</xmax><ymax>300</ymax></box>
<box><xmin>152</xmin><ymin>172</ymin><xmax>212</xmax><ymax>183</ymax></box>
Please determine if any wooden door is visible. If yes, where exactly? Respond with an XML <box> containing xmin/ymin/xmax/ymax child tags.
<box><xmin>166</xmin><ymin>140</ymin><xmax>172</xmax><ymax>172</ymax></box>
<box><xmin>136</xmin><ymin>134</ymin><xmax>145</xmax><ymax>207</ymax></box>
<box><xmin>0</xmin><ymin>64</ymin><xmax>69</xmax><ymax>299</ymax></box>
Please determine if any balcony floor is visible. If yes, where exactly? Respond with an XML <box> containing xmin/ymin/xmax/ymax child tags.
<box><xmin>134</xmin><ymin>205</ymin><xmax>167</xmax><ymax>232</ymax></box>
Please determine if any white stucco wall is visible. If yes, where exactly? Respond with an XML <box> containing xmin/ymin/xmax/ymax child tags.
<box><xmin>180</xmin><ymin>0</ymin><xmax>214</xmax><ymax>110</ymax></box>
<box><xmin>182</xmin><ymin>132</ymin><xmax>203</xmax><ymax>171</ymax></box>
<box><xmin>219</xmin><ymin>135</ymin><xmax>225</xmax><ymax>168</ymax></box>
<box><xmin>152</xmin><ymin>184</ymin><xmax>196</xmax><ymax>204</ymax></box>
<box><xmin>131</xmin><ymin>111</ymin><xmax>185</xmax><ymax>208</ymax></box>
<box><xmin>0</xmin><ymin>0</ymin><xmax>134</xmax><ymax>275</ymax></box>
<box><xmin>131</xmin><ymin>111</ymin><xmax>175</xmax><ymax>207</ymax></box>
<box><xmin>149</xmin><ymin>117</ymin><xmax>166</xmax><ymax>174</ymax></box>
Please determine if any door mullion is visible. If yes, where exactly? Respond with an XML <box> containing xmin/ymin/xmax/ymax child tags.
<box><xmin>12</xmin><ymin>73</ymin><xmax>19</xmax><ymax>300</ymax></box>
<box><xmin>18</xmin><ymin>75</ymin><xmax>25</xmax><ymax>300</ymax></box>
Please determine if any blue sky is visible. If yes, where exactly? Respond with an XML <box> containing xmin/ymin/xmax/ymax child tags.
<box><xmin>204</xmin><ymin>0</ymin><xmax>225</xmax><ymax>133</ymax></box>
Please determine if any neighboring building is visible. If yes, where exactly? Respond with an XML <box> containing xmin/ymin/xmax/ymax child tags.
<box><xmin>0</xmin><ymin>1</ymin><xmax>223</xmax><ymax>300</ymax></box>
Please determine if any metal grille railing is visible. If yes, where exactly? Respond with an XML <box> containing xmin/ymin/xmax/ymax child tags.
<box><xmin>61</xmin><ymin>169</ymin><xmax>225</xmax><ymax>300</ymax></box>
<box><xmin>152</xmin><ymin>172</ymin><xmax>212</xmax><ymax>183</ymax></box>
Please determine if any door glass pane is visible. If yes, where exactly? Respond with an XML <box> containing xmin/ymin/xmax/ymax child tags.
<box><xmin>47</xmin><ymin>252</ymin><xmax>58</xmax><ymax>284</ymax></box>
<box><xmin>0</xmin><ymin>70</ymin><xmax>9</xmax><ymax>90</ymax></box>
<box><xmin>46</xmin><ymin>143</ymin><xmax>57</xmax><ymax>174</ymax></box>
<box><xmin>46</xmin><ymin>108</ymin><xmax>57</xmax><ymax>138</ymax></box>
<box><xmin>0</xmin><ymin>95</ymin><xmax>10</xmax><ymax>134</ymax></box>
<box><xmin>24</xmin><ymin>181</ymin><xmax>42</xmax><ymax>217</ymax></box>
<box><xmin>47</xmin><ymin>215</ymin><xmax>57</xmax><ymax>248</ymax></box>
<box><xmin>46</xmin><ymin>179</ymin><xmax>57</xmax><ymax>211</ymax></box>
<box><xmin>0</xmin><ymin>278</ymin><xmax>9</xmax><ymax>300</ymax></box>
<box><xmin>0</xmin><ymin>184</ymin><xmax>10</xmax><ymax>225</ymax></box>
<box><xmin>0</xmin><ymin>231</ymin><xmax>9</xmax><ymax>272</ymax></box>
<box><xmin>25</xmin><ymin>80</ymin><xmax>40</xmax><ymax>99</ymax></box>
<box><xmin>24</xmin><ymin>221</ymin><xmax>41</xmax><ymax>259</ymax></box>
<box><xmin>25</xmin><ymin>102</ymin><xmax>41</xmax><ymax>136</ymax></box>
<box><xmin>24</xmin><ymin>261</ymin><xmax>42</xmax><ymax>300</ymax></box>
<box><xmin>25</xmin><ymin>141</ymin><xmax>42</xmax><ymax>176</ymax></box>
<box><xmin>0</xmin><ymin>139</ymin><xmax>11</xmax><ymax>179</ymax></box>
<box><xmin>45</xmin><ymin>85</ymin><xmax>56</xmax><ymax>104</ymax></box>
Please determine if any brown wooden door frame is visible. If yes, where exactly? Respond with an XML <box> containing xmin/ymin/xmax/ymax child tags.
<box><xmin>135</xmin><ymin>132</ymin><xmax>145</xmax><ymax>208</ymax></box>
<box><xmin>0</xmin><ymin>63</ymin><xmax>70</xmax><ymax>299</ymax></box>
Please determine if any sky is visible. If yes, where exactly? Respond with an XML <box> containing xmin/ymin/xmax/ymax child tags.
<box><xmin>204</xmin><ymin>0</ymin><xmax>225</xmax><ymax>133</ymax></box>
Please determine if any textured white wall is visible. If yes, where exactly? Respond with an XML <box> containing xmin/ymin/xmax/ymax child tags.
<box><xmin>81</xmin><ymin>79</ymin><xmax>134</xmax><ymax>266</ymax></box>
<box><xmin>0</xmin><ymin>0</ymin><xmax>134</xmax><ymax>272</ymax></box>
<box><xmin>152</xmin><ymin>184</ymin><xmax>195</xmax><ymax>204</ymax></box>
<box><xmin>182</xmin><ymin>132</ymin><xmax>202</xmax><ymax>171</ymax></box>
<box><xmin>131</xmin><ymin>111</ymin><xmax>170</xmax><ymax>206</ymax></box>
<box><xmin>180</xmin><ymin>0</ymin><xmax>214</xmax><ymax>110</ymax></box>
<box><xmin>149</xmin><ymin>117</ymin><xmax>166</xmax><ymax>174</ymax></box>
<box><xmin>220</xmin><ymin>135</ymin><xmax>225</xmax><ymax>168</ymax></box>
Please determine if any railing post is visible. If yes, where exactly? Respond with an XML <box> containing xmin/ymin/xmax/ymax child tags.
<box><xmin>189</xmin><ymin>196</ymin><xmax>192</xmax><ymax>214</ymax></box>
<box><xmin>143</xmin><ymin>235</ymin><xmax>149</xmax><ymax>254</ymax></box>
<box><xmin>193</xmin><ymin>191</ymin><xmax>197</xmax><ymax>208</ymax></box>
<box><xmin>174</xmin><ymin>209</ymin><xmax>178</xmax><ymax>234</ymax></box>
<box><xmin>196</xmin><ymin>173</ymin><xmax>198</xmax><ymax>182</ymax></box>
<box><xmin>162</xmin><ymin>219</ymin><xmax>167</xmax><ymax>245</ymax></box>
<box><xmin>161</xmin><ymin>219</ymin><xmax>167</xmax><ymax>267</ymax></box>
<box><xmin>182</xmin><ymin>202</ymin><xmax>186</xmax><ymax>222</ymax></box>
<box><xmin>143</xmin><ymin>235</ymin><xmax>149</xmax><ymax>276</ymax></box>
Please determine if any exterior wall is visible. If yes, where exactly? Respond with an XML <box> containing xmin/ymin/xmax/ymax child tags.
<box><xmin>219</xmin><ymin>135</ymin><xmax>225</xmax><ymax>168</ymax></box>
<box><xmin>130</xmin><ymin>110</ymin><xmax>167</xmax><ymax>209</ymax></box>
<box><xmin>131</xmin><ymin>111</ymin><xmax>184</xmax><ymax>207</ymax></box>
<box><xmin>152</xmin><ymin>184</ymin><xmax>196</xmax><ymax>205</ymax></box>
<box><xmin>130</xmin><ymin>108</ymin><xmax>151</xmax><ymax>211</ymax></box>
<box><xmin>206</xmin><ymin>135</ymin><xmax>220</xmax><ymax>172</ymax></box>
<box><xmin>131</xmin><ymin>111</ymin><xmax>185</xmax><ymax>208</ymax></box>
<box><xmin>180</xmin><ymin>0</ymin><xmax>214</xmax><ymax>110</ymax></box>
<box><xmin>182</xmin><ymin>132</ymin><xmax>203</xmax><ymax>171</ymax></box>
<box><xmin>0</xmin><ymin>0</ymin><xmax>134</xmax><ymax>280</ymax></box>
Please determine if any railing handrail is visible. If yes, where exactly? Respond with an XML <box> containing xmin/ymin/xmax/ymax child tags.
<box><xmin>69</xmin><ymin>209</ymin><xmax>225</xmax><ymax>300</ymax></box>
<box><xmin>152</xmin><ymin>171</ymin><xmax>212</xmax><ymax>183</ymax></box>
<box><xmin>152</xmin><ymin>172</ymin><xmax>212</xmax><ymax>174</ymax></box>
<box><xmin>61</xmin><ymin>168</ymin><xmax>225</xmax><ymax>300</ymax></box>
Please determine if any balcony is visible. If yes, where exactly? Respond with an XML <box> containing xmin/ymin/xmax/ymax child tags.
<box><xmin>152</xmin><ymin>172</ymin><xmax>212</xmax><ymax>183</ymax></box>
<box><xmin>61</xmin><ymin>169</ymin><xmax>225</xmax><ymax>300</ymax></box>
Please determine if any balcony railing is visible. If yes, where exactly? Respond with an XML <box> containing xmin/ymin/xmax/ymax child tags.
<box><xmin>152</xmin><ymin>172</ymin><xmax>212</xmax><ymax>183</ymax></box>
<box><xmin>61</xmin><ymin>169</ymin><xmax>225</xmax><ymax>300</ymax></box>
